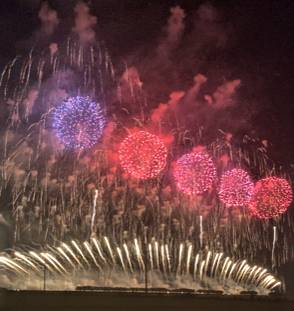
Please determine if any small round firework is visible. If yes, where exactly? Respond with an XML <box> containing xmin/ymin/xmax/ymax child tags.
<box><xmin>218</xmin><ymin>168</ymin><xmax>254</xmax><ymax>207</ymax></box>
<box><xmin>174</xmin><ymin>151</ymin><xmax>216</xmax><ymax>196</ymax></box>
<box><xmin>249</xmin><ymin>177</ymin><xmax>293</xmax><ymax>219</ymax></box>
<box><xmin>53</xmin><ymin>96</ymin><xmax>105</xmax><ymax>150</ymax></box>
<box><xmin>118</xmin><ymin>131</ymin><xmax>167</xmax><ymax>179</ymax></box>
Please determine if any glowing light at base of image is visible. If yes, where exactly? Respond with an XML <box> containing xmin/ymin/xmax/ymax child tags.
<box><xmin>118</xmin><ymin>131</ymin><xmax>167</xmax><ymax>179</ymax></box>
<box><xmin>249</xmin><ymin>177</ymin><xmax>293</xmax><ymax>219</ymax></box>
<box><xmin>53</xmin><ymin>96</ymin><xmax>105</xmax><ymax>150</ymax></box>
<box><xmin>174</xmin><ymin>151</ymin><xmax>216</xmax><ymax>196</ymax></box>
<box><xmin>0</xmin><ymin>238</ymin><xmax>281</xmax><ymax>293</ymax></box>
<box><xmin>218</xmin><ymin>168</ymin><xmax>254</xmax><ymax>207</ymax></box>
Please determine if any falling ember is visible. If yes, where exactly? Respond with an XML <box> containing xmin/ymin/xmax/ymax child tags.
<box><xmin>118</xmin><ymin>131</ymin><xmax>167</xmax><ymax>180</ymax></box>
<box><xmin>0</xmin><ymin>238</ymin><xmax>281</xmax><ymax>293</ymax></box>
<box><xmin>249</xmin><ymin>177</ymin><xmax>293</xmax><ymax>219</ymax></box>
<box><xmin>173</xmin><ymin>151</ymin><xmax>216</xmax><ymax>195</ymax></box>
<box><xmin>52</xmin><ymin>96</ymin><xmax>105</xmax><ymax>150</ymax></box>
<box><xmin>218</xmin><ymin>168</ymin><xmax>254</xmax><ymax>207</ymax></box>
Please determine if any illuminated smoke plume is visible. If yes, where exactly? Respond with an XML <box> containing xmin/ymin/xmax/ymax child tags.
<box><xmin>117</xmin><ymin>66</ymin><xmax>144</xmax><ymax>107</ymax></box>
<box><xmin>49</xmin><ymin>43</ymin><xmax>58</xmax><ymax>57</ymax></box>
<box><xmin>184</xmin><ymin>74</ymin><xmax>208</xmax><ymax>105</ymax></box>
<box><xmin>193</xmin><ymin>3</ymin><xmax>228</xmax><ymax>48</ymax></box>
<box><xmin>150</xmin><ymin>103</ymin><xmax>168</xmax><ymax>123</ymax></box>
<box><xmin>151</xmin><ymin>91</ymin><xmax>184</xmax><ymax>123</ymax></box>
<box><xmin>158</xmin><ymin>6</ymin><xmax>186</xmax><ymax>58</ymax></box>
<box><xmin>212</xmin><ymin>79</ymin><xmax>241</xmax><ymax>109</ymax></box>
<box><xmin>73</xmin><ymin>2</ymin><xmax>97</xmax><ymax>44</ymax></box>
<box><xmin>22</xmin><ymin>89</ymin><xmax>39</xmax><ymax>121</ymax></box>
<box><xmin>38</xmin><ymin>2</ymin><xmax>59</xmax><ymax>36</ymax></box>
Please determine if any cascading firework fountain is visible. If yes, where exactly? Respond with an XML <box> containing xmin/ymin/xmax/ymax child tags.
<box><xmin>0</xmin><ymin>237</ymin><xmax>281</xmax><ymax>293</ymax></box>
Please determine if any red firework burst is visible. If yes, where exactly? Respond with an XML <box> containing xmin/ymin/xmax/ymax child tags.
<box><xmin>118</xmin><ymin>131</ymin><xmax>167</xmax><ymax>180</ymax></box>
<box><xmin>249</xmin><ymin>177</ymin><xmax>293</xmax><ymax>219</ymax></box>
<box><xmin>218</xmin><ymin>168</ymin><xmax>254</xmax><ymax>207</ymax></box>
<box><xmin>174</xmin><ymin>151</ymin><xmax>216</xmax><ymax>196</ymax></box>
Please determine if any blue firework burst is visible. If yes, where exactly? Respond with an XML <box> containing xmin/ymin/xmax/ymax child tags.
<box><xmin>53</xmin><ymin>96</ymin><xmax>105</xmax><ymax>150</ymax></box>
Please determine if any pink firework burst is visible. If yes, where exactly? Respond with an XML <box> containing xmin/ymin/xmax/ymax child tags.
<box><xmin>249</xmin><ymin>177</ymin><xmax>293</xmax><ymax>219</ymax></box>
<box><xmin>174</xmin><ymin>151</ymin><xmax>216</xmax><ymax>196</ymax></box>
<box><xmin>118</xmin><ymin>131</ymin><xmax>167</xmax><ymax>180</ymax></box>
<box><xmin>218</xmin><ymin>168</ymin><xmax>254</xmax><ymax>207</ymax></box>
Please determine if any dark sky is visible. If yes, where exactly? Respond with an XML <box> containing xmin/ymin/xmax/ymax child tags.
<box><xmin>0</xmin><ymin>0</ymin><xmax>293</xmax><ymax>296</ymax></box>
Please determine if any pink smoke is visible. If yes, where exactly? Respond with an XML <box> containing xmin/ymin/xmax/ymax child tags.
<box><xmin>158</xmin><ymin>6</ymin><xmax>185</xmax><ymax>57</ymax></box>
<box><xmin>38</xmin><ymin>2</ymin><xmax>59</xmax><ymax>35</ymax></box>
<box><xmin>212</xmin><ymin>79</ymin><xmax>241</xmax><ymax>109</ymax></box>
<box><xmin>73</xmin><ymin>2</ymin><xmax>97</xmax><ymax>44</ymax></box>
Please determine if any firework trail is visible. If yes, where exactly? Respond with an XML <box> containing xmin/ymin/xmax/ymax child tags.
<box><xmin>91</xmin><ymin>189</ymin><xmax>99</xmax><ymax>235</ymax></box>
<box><xmin>271</xmin><ymin>226</ymin><xmax>277</xmax><ymax>269</ymax></box>
<box><xmin>0</xmin><ymin>237</ymin><xmax>281</xmax><ymax>293</ymax></box>
<box><xmin>199</xmin><ymin>216</ymin><xmax>203</xmax><ymax>249</ymax></box>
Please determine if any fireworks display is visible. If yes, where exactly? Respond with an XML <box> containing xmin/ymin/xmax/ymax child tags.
<box><xmin>0</xmin><ymin>1</ymin><xmax>293</xmax><ymax>295</ymax></box>
<box><xmin>118</xmin><ymin>131</ymin><xmax>167</xmax><ymax>179</ymax></box>
<box><xmin>218</xmin><ymin>168</ymin><xmax>254</xmax><ymax>207</ymax></box>
<box><xmin>173</xmin><ymin>151</ymin><xmax>216</xmax><ymax>196</ymax></box>
<box><xmin>52</xmin><ymin>96</ymin><xmax>106</xmax><ymax>150</ymax></box>
<box><xmin>0</xmin><ymin>237</ymin><xmax>281</xmax><ymax>293</ymax></box>
<box><xmin>249</xmin><ymin>177</ymin><xmax>293</xmax><ymax>219</ymax></box>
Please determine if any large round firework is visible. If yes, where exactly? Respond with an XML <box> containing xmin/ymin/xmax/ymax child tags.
<box><xmin>218</xmin><ymin>168</ymin><xmax>254</xmax><ymax>207</ymax></box>
<box><xmin>249</xmin><ymin>177</ymin><xmax>293</xmax><ymax>219</ymax></box>
<box><xmin>174</xmin><ymin>151</ymin><xmax>216</xmax><ymax>196</ymax></box>
<box><xmin>118</xmin><ymin>131</ymin><xmax>167</xmax><ymax>180</ymax></box>
<box><xmin>53</xmin><ymin>96</ymin><xmax>105</xmax><ymax>150</ymax></box>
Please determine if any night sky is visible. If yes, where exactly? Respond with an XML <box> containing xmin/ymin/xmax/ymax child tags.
<box><xmin>0</xmin><ymin>0</ymin><xmax>293</xmax><ymax>297</ymax></box>
<box><xmin>1</xmin><ymin>0</ymin><xmax>293</xmax><ymax>163</ymax></box>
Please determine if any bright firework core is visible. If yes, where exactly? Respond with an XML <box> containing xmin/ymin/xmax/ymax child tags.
<box><xmin>53</xmin><ymin>96</ymin><xmax>105</xmax><ymax>150</ymax></box>
<box><xmin>249</xmin><ymin>177</ymin><xmax>293</xmax><ymax>219</ymax></box>
<box><xmin>174</xmin><ymin>151</ymin><xmax>216</xmax><ymax>196</ymax></box>
<box><xmin>218</xmin><ymin>168</ymin><xmax>254</xmax><ymax>207</ymax></box>
<box><xmin>119</xmin><ymin>131</ymin><xmax>167</xmax><ymax>179</ymax></box>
